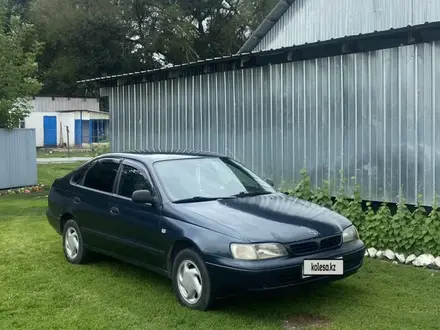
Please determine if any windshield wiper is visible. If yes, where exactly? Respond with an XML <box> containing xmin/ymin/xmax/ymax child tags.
<box><xmin>173</xmin><ymin>196</ymin><xmax>236</xmax><ymax>204</ymax></box>
<box><xmin>232</xmin><ymin>191</ymin><xmax>272</xmax><ymax>198</ymax></box>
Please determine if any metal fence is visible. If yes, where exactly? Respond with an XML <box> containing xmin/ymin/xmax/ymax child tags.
<box><xmin>0</xmin><ymin>129</ymin><xmax>37</xmax><ymax>190</ymax></box>
<box><xmin>102</xmin><ymin>41</ymin><xmax>440</xmax><ymax>206</ymax></box>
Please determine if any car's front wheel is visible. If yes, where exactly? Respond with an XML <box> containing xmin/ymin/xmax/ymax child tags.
<box><xmin>62</xmin><ymin>219</ymin><xmax>89</xmax><ymax>264</ymax></box>
<box><xmin>172</xmin><ymin>248</ymin><xmax>214</xmax><ymax>311</ymax></box>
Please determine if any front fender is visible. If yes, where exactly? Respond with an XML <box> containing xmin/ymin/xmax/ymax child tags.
<box><xmin>161</xmin><ymin>215</ymin><xmax>243</xmax><ymax>259</ymax></box>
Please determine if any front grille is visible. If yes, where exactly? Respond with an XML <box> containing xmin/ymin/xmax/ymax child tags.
<box><xmin>320</xmin><ymin>235</ymin><xmax>342</xmax><ymax>250</ymax></box>
<box><xmin>288</xmin><ymin>234</ymin><xmax>342</xmax><ymax>256</ymax></box>
<box><xmin>289</xmin><ymin>241</ymin><xmax>319</xmax><ymax>255</ymax></box>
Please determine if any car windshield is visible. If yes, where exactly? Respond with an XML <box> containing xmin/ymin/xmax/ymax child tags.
<box><xmin>153</xmin><ymin>157</ymin><xmax>276</xmax><ymax>202</ymax></box>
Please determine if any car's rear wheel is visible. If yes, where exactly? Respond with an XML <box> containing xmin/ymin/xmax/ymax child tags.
<box><xmin>62</xmin><ymin>219</ymin><xmax>89</xmax><ymax>264</ymax></box>
<box><xmin>172</xmin><ymin>248</ymin><xmax>214</xmax><ymax>311</ymax></box>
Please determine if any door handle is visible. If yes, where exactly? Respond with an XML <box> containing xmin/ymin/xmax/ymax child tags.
<box><xmin>73</xmin><ymin>197</ymin><xmax>81</xmax><ymax>205</ymax></box>
<box><xmin>110</xmin><ymin>207</ymin><xmax>119</xmax><ymax>216</ymax></box>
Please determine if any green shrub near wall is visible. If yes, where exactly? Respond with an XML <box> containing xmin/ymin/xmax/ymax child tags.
<box><xmin>280</xmin><ymin>169</ymin><xmax>440</xmax><ymax>256</ymax></box>
<box><xmin>91</xmin><ymin>144</ymin><xmax>110</xmax><ymax>157</ymax></box>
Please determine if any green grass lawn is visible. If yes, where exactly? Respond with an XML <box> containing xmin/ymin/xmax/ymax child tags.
<box><xmin>1</xmin><ymin>165</ymin><xmax>440</xmax><ymax>329</ymax></box>
<box><xmin>36</xmin><ymin>149</ymin><xmax>93</xmax><ymax>158</ymax></box>
<box><xmin>37</xmin><ymin>163</ymin><xmax>84</xmax><ymax>188</ymax></box>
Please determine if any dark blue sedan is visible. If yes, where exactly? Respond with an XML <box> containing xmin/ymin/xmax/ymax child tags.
<box><xmin>46</xmin><ymin>150</ymin><xmax>365</xmax><ymax>310</ymax></box>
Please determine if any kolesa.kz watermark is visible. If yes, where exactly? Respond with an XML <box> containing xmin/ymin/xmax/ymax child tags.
<box><xmin>311</xmin><ymin>261</ymin><xmax>337</xmax><ymax>272</ymax></box>
<box><xmin>302</xmin><ymin>259</ymin><xmax>344</xmax><ymax>277</ymax></box>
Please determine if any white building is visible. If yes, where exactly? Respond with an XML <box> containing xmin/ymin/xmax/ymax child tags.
<box><xmin>21</xmin><ymin>96</ymin><xmax>110</xmax><ymax>148</ymax></box>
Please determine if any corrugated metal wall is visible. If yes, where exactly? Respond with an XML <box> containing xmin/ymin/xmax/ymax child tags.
<box><xmin>0</xmin><ymin>129</ymin><xmax>37</xmax><ymax>189</ymax></box>
<box><xmin>102</xmin><ymin>41</ymin><xmax>440</xmax><ymax>206</ymax></box>
<box><xmin>254</xmin><ymin>0</ymin><xmax>440</xmax><ymax>51</ymax></box>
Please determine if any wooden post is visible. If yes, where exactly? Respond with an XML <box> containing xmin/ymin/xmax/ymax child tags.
<box><xmin>59</xmin><ymin>122</ymin><xmax>64</xmax><ymax>146</ymax></box>
<box><xmin>66</xmin><ymin>126</ymin><xmax>70</xmax><ymax>157</ymax></box>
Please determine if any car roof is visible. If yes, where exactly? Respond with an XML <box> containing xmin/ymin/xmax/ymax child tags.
<box><xmin>96</xmin><ymin>149</ymin><xmax>228</xmax><ymax>165</ymax></box>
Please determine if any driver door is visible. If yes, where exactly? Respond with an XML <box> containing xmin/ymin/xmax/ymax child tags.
<box><xmin>107</xmin><ymin>159</ymin><xmax>165</xmax><ymax>270</ymax></box>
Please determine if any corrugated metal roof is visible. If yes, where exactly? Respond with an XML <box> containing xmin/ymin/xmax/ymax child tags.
<box><xmin>252</xmin><ymin>0</ymin><xmax>440</xmax><ymax>52</ymax></box>
<box><xmin>31</xmin><ymin>96</ymin><xmax>99</xmax><ymax>113</ymax></box>
<box><xmin>238</xmin><ymin>0</ymin><xmax>296</xmax><ymax>54</ymax></box>
<box><xmin>60</xmin><ymin>109</ymin><xmax>108</xmax><ymax>114</ymax></box>
<box><xmin>77</xmin><ymin>22</ymin><xmax>440</xmax><ymax>85</ymax></box>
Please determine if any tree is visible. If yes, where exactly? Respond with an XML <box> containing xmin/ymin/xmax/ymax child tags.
<box><xmin>165</xmin><ymin>0</ymin><xmax>278</xmax><ymax>61</ymax></box>
<box><xmin>118</xmin><ymin>0</ymin><xmax>277</xmax><ymax>64</ymax></box>
<box><xmin>28</xmin><ymin>0</ymin><xmax>277</xmax><ymax>96</ymax></box>
<box><xmin>30</xmin><ymin>0</ymin><xmax>140</xmax><ymax>96</ymax></box>
<box><xmin>0</xmin><ymin>6</ymin><xmax>42</xmax><ymax>129</ymax></box>
<box><xmin>119</xmin><ymin>0</ymin><xmax>198</xmax><ymax>65</ymax></box>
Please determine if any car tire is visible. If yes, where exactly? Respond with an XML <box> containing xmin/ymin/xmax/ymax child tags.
<box><xmin>172</xmin><ymin>248</ymin><xmax>214</xmax><ymax>311</ymax></box>
<box><xmin>62</xmin><ymin>219</ymin><xmax>89</xmax><ymax>264</ymax></box>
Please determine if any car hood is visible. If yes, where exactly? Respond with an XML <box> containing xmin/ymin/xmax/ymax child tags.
<box><xmin>176</xmin><ymin>193</ymin><xmax>352</xmax><ymax>243</ymax></box>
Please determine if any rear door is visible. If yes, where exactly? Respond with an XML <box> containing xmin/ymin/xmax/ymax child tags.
<box><xmin>107</xmin><ymin>159</ymin><xmax>165</xmax><ymax>270</ymax></box>
<box><xmin>71</xmin><ymin>158</ymin><xmax>122</xmax><ymax>253</ymax></box>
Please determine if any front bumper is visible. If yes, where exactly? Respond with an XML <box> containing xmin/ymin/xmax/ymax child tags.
<box><xmin>205</xmin><ymin>239</ymin><xmax>365</xmax><ymax>294</ymax></box>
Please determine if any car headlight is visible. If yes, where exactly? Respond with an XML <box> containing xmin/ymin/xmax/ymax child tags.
<box><xmin>343</xmin><ymin>225</ymin><xmax>359</xmax><ymax>243</ymax></box>
<box><xmin>230</xmin><ymin>243</ymin><xmax>288</xmax><ymax>260</ymax></box>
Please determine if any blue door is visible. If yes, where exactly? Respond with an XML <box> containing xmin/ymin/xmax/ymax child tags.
<box><xmin>43</xmin><ymin>116</ymin><xmax>57</xmax><ymax>147</ymax></box>
<box><xmin>75</xmin><ymin>120</ymin><xmax>82</xmax><ymax>146</ymax></box>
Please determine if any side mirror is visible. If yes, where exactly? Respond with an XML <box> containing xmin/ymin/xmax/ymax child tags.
<box><xmin>265</xmin><ymin>178</ymin><xmax>274</xmax><ymax>187</ymax></box>
<box><xmin>131</xmin><ymin>190</ymin><xmax>155</xmax><ymax>204</ymax></box>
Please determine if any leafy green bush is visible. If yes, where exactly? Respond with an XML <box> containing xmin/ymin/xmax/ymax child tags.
<box><xmin>91</xmin><ymin>144</ymin><xmax>110</xmax><ymax>157</ymax></box>
<box><xmin>363</xmin><ymin>202</ymin><xmax>392</xmax><ymax>250</ymax></box>
<box><xmin>282</xmin><ymin>169</ymin><xmax>440</xmax><ymax>256</ymax></box>
<box><xmin>311</xmin><ymin>180</ymin><xmax>333</xmax><ymax>208</ymax></box>
<box><xmin>289</xmin><ymin>168</ymin><xmax>313</xmax><ymax>201</ymax></box>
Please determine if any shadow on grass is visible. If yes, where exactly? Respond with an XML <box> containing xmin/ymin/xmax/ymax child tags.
<box><xmin>84</xmin><ymin>253</ymin><xmax>173</xmax><ymax>289</ymax></box>
<box><xmin>216</xmin><ymin>279</ymin><xmax>365</xmax><ymax>312</ymax></box>
<box><xmin>78</xmin><ymin>252</ymin><xmax>365</xmax><ymax>321</ymax></box>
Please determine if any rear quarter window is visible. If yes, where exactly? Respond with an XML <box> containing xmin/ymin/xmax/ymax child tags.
<box><xmin>71</xmin><ymin>161</ymin><xmax>95</xmax><ymax>185</ymax></box>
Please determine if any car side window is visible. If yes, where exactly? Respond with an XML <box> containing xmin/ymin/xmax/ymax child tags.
<box><xmin>71</xmin><ymin>161</ymin><xmax>95</xmax><ymax>184</ymax></box>
<box><xmin>117</xmin><ymin>164</ymin><xmax>152</xmax><ymax>198</ymax></box>
<box><xmin>82</xmin><ymin>160</ymin><xmax>120</xmax><ymax>193</ymax></box>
